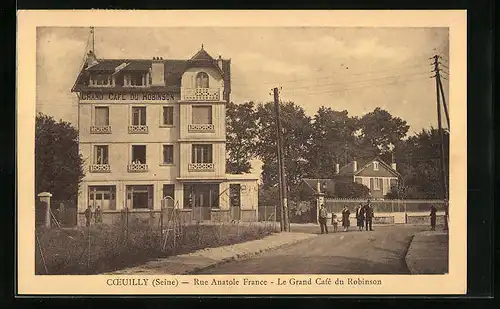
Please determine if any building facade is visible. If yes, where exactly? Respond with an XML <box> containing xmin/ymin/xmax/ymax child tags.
<box><xmin>335</xmin><ymin>158</ymin><xmax>400</xmax><ymax>199</ymax></box>
<box><xmin>72</xmin><ymin>46</ymin><xmax>259</xmax><ymax>224</ymax></box>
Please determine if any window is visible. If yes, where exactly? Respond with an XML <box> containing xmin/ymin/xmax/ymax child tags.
<box><xmin>162</xmin><ymin>106</ymin><xmax>174</xmax><ymax>126</ymax></box>
<box><xmin>132</xmin><ymin>107</ymin><xmax>147</xmax><ymax>125</ymax></box>
<box><xmin>130</xmin><ymin>72</ymin><xmax>145</xmax><ymax>86</ymax></box>
<box><xmin>372</xmin><ymin>178</ymin><xmax>382</xmax><ymax>190</ymax></box>
<box><xmin>126</xmin><ymin>185</ymin><xmax>153</xmax><ymax>209</ymax></box>
<box><xmin>162</xmin><ymin>145</ymin><xmax>174</xmax><ymax>165</ymax></box>
<box><xmin>230</xmin><ymin>184</ymin><xmax>241</xmax><ymax>207</ymax></box>
<box><xmin>183</xmin><ymin>184</ymin><xmax>219</xmax><ymax>209</ymax></box>
<box><xmin>94</xmin><ymin>106</ymin><xmax>109</xmax><ymax>126</ymax></box>
<box><xmin>131</xmin><ymin>145</ymin><xmax>146</xmax><ymax>164</ymax></box>
<box><xmin>192</xmin><ymin>144</ymin><xmax>213</xmax><ymax>163</ymax></box>
<box><xmin>192</xmin><ymin>106</ymin><xmax>212</xmax><ymax>124</ymax></box>
<box><xmin>163</xmin><ymin>184</ymin><xmax>175</xmax><ymax>200</ymax></box>
<box><xmin>94</xmin><ymin>145</ymin><xmax>109</xmax><ymax>165</ymax></box>
<box><xmin>373</xmin><ymin>161</ymin><xmax>379</xmax><ymax>171</ymax></box>
<box><xmin>91</xmin><ymin>74</ymin><xmax>111</xmax><ymax>86</ymax></box>
<box><xmin>195</xmin><ymin>72</ymin><xmax>209</xmax><ymax>88</ymax></box>
<box><xmin>88</xmin><ymin>186</ymin><xmax>116</xmax><ymax>210</ymax></box>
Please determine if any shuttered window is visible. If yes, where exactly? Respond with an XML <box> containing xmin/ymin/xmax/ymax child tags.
<box><xmin>192</xmin><ymin>106</ymin><xmax>212</xmax><ymax>124</ymax></box>
<box><xmin>94</xmin><ymin>107</ymin><xmax>109</xmax><ymax>126</ymax></box>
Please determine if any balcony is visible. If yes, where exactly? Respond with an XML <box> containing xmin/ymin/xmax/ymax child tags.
<box><xmin>90</xmin><ymin>125</ymin><xmax>112</xmax><ymax>134</ymax></box>
<box><xmin>128</xmin><ymin>163</ymin><xmax>148</xmax><ymax>173</ymax></box>
<box><xmin>89</xmin><ymin>164</ymin><xmax>111</xmax><ymax>173</ymax></box>
<box><xmin>188</xmin><ymin>124</ymin><xmax>215</xmax><ymax>133</ymax></box>
<box><xmin>188</xmin><ymin>163</ymin><xmax>215</xmax><ymax>172</ymax></box>
<box><xmin>128</xmin><ymin>125</ymin><xmax>148</xmax><ymax>134</ymax></box>
<box><xmin>181</xmin><ymin>88</ymin><xmax>221</xmax><ymax>102</ymax></box>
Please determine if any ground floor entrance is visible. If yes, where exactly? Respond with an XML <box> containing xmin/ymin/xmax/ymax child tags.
<box><xmin>183</xmin><ymin>183</ymin><xmax>220</xmax><ymax>221</ymax></box>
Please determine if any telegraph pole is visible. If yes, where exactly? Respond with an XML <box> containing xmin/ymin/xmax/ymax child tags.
<box><xmin>432</xmin><ymin>55</ymin><xmax>449</xmax><ymax>231</ymax></box>
<box><xmin>273</xmin><ymin>87</ymin><xmax>290</xmax><ymax>232</ymax></box>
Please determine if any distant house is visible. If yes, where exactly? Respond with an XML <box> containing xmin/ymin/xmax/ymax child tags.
<box><xmin>334</xmin><ymin>157</ymin><xmax>401</xmax><ymax>199</ymax></box>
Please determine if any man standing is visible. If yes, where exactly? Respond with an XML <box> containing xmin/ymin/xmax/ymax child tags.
<box><xmin>364</xmin><ymin>201</ymin><xmax>374</xmax><ymax>231</ymax></box>
<box><xmin>84</xmin><ymin>205</ymin><xmax>92</xmax><ymax>227</ymax></box>
<box><xmin>430</xmin><ymin>205</ymin><xmax>437</xmax><ymax>231</ymax></box>
<box><xmin>318</xmin><ymin>204</ymin><xmax>328</xmax><ymax>234</ymax></box>
<box><xmin>95</xmin><ymin>205</ymin><xmax>102</xmax><ymax>224</ymax></box>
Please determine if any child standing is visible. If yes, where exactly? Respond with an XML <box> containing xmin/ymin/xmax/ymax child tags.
<box><xmin>331</xmin><ymin>213</ymin><xmax>338</xmax><ymax>232</ymax></box>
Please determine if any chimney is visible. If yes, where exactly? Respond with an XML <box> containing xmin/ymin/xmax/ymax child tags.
<box><xmin>217</xmin><ymin>55</ymin><xmax>223</xmax><ymax>70</ymax></box>
<box><xmin>353</xmin><ymin>160</ymin><xmax>358</xmax><ymax>172</ymax></box>
<box><xmin>86</xmin><ymin>50</ymin><xmax>98</xmax><ymax>68</ymax></box>
<box><xmin>151</xmin><ymin>57</ymin><xmax>165</xmax><ymax>86</ymax></box>
<box><xmin>316</xmin><ymin>180</ymin><xmax>321</xmax><ymax>194</ymax></box>
<box><xmin>335</xmin><ymin>163</ymin><xmax>340</xmax><ymax>174</ymax></box>
<box><xmin>391</xmin><ymin>162</ymin><xmax>397</xmax><ymax>171</ymax></box>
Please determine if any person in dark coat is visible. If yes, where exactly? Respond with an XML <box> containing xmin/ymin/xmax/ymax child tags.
<box><xmin>341</xmin><ymin>205</ymin><xmax>350</xmax><ymax>232</ymax></box>
<box><xmin>430</xmin><ymin>205</ymin><xmax>437</xmax><ymax>231</ymax></box>
<box><xmin>355</xmin><ymin>203</ymin><xmax>365</xmax><ymax>231</ymax></box>
<box><xmin>363</xmin><ymin>201</ymin><xmax>374</xmax><ymax>231</ymax></box>
<box><xmin>84</xmin><ymin>205</ymin><xmax>92</xmax><ymax>227</ymax></box>
<box><xmin>95</xmin><ymin>205</ymin><xmax>102</xmax><ymax>224</ymax></box>
<box><xmin>318</xmin><ymin>204</ymin><xmax>328</xmax><ymax>234</ymax></box>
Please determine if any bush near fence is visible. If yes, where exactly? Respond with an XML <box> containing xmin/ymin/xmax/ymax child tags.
<box><xmin>35</xmin><ymin>218</ymin><xmax>277</xmax><ymax>275</ymax></box>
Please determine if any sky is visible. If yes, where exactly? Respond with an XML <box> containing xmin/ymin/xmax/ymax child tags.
<box><xmin>36</xmin><ymin>27</ymin><xmax>449</xmax><ymax>173</ymax></box>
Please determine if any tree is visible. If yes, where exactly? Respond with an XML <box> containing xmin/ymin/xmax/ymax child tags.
<box><xmin>255</xmin><ymin>101</ymin><xmax>313</xmax><ymax>198</ymax></box>
<box><xmin>35</xmin><ymin>113</ymin><xmax>84</xmax><ymax>200</ymax></box>
<box><xmin>306</xmin><ymin>107</ymin><xmax>359</xmax><ymax>178</ymax></box>
<box><xmin>226</xmin><ymin>101</ymin><xmax>259</xmax><ymax>174</ymax></box>
<box><xmin>395</xmin><ymin>128</ymin><xmax>450</xmax><ymax>199</ymax></box>
<box><xmin>357</xmin><ymin>107</ymin><xmax>410</xmax><ymax>160</ymax></box>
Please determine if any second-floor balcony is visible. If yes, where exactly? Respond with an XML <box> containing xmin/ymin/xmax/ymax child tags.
<box><xmin>90</xmin><ymin>125</ymin><xmax>112</xmax><ymax>134</ymax></box>
<box><xmin>188</xmin><ymin>163</ymin><xmax>215</xmax><ymax>172</ymax></box>
<box><xmin>128</xmin><ymin>125</ymin><xmax>148</xmax><ymax>134</ymax></box>
<box><xmin>188</xmin><ymin>124</ymin><xmax>215</xmax><ymax>133</ymax></box>
<box><xmin>89</xmin><ymin>164</ymin><xmax>111</xmax><ymax>173</ymax></box>
<box><xmin>181</xmin><ymin>88</ymin><xmax>221</xmax><ymax>102</ymax></box>
<box><xmin>128</xmin><ymin>163</ymin><xmax>148</xmax><ymax>173</ymax></box>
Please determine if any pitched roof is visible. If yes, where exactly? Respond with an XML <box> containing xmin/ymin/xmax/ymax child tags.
<box><xmin>190</xmin><ymin>45</ymin><xmax>214</xmax><ymax>61</ymax></box>
<box><xmin>337</xmin><ymin>157</ymin><xmax>400</xmax><ymax>178</ymax></box>
<box><xmin>72</xmin><ymin>54</ymin><xmax>231</xmax><ymax>97</ymax></box>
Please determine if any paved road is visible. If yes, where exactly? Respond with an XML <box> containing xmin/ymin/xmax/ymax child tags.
<box><xmin>196</xmin><ymin>225</ymin><xmax>427</xmax><ymax>274</ymax></box>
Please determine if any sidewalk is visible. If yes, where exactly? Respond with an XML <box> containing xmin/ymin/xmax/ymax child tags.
<box><xmin>105</xmin><ymin>232</ymin><xmax>316</xmax><ymax>275</ymax></box>
<box><xmin>405</xmin><ymin>230</ymin><xmax>449</xmax><ymax>274</ymax></box>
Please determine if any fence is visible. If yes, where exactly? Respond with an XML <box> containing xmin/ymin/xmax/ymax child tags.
<box><xmin>323</xmin><ymin>198</ymin><xmax>446</xmax><ymax>215</ymax></box>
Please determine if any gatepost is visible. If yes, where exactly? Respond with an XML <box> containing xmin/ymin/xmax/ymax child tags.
<box><xmin>315</xmin><ymin>181</ymin><xmax>325</xmax><ymax>224</ymax></box>
<box><xmin>37</xmin><ymin>192</ymin><xmax>52</xmax><ymax>228</ymax></box>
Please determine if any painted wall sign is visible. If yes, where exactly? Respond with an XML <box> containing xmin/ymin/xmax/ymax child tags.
<box><xmin>79</xmin><ymin>92</ymin><xmax>176</xmax><ymax>101</ymax></box>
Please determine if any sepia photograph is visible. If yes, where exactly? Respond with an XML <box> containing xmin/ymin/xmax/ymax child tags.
<box><xmin>17</xmin><ymin>10</ymin><xmax>467</xmax><ymax>295</ymax></box>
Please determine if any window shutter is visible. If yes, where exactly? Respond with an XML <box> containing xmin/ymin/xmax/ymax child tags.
<box><xmin>370</xmin><ymin>178</ymin><xmax>374</xmax><ymax>189</ymax></box>
<box><xmin>95</xmin><ymin>107</ymin><xmax>109</xmax><ymax>126</ymax></box>
<box><xmin>192</xmin><ymin>106</ymin><xmax>212</xmax><ymax>124</ymax></box>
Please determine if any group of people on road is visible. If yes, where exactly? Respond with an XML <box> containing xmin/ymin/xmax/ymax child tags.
<box><xmin>318</xmin><ymin>200</ymin><xmax>375</xmax><ymax>234</ymax></box>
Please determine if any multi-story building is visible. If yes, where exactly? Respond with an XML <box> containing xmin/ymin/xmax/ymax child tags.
<box><xmin>71</xmin><ymin>46</ymin><xmax>259</xmax><ymax>224</ymax></box>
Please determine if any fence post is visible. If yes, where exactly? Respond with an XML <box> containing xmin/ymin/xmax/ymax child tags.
<box><xmin>160</xmin><ymin>204</ymin><xmax>164</xmax><ymax>245</ymax></box>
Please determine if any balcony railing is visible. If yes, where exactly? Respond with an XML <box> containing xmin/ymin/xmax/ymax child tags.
<box><xmin>181</xmin><ymin>88</ymin><xmax>221</xmax><ymax>101</ymax></box>
<box><xmin>90</xmin><ymin>125</ymin><xmax>112</xmax><ymax>134</ymax></box>
<box><xmin>188</xmin><ymin>124</ymin><xmax>215</xmax><ymax>133</ymax></box>
<box><xmin>128</xmin><ymin>163</ymin><xmax>148</xmax><ymax>172</ymax></box>
<box><xmin>188</xmin><ymin>163</ymin><xmax>215</xmax><ymax>172</ymax></box>
<box><xmin>128</xmin><ymin>125</ymin><xmax>148</xmax><ymax>134</ymax></box>
<box><xmin>89</xmin><ymin>164</ymin><xmax>111</xmax><ymax>173</ymax></box>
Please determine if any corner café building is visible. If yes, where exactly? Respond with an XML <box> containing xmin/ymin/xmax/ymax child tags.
<box><xmin>71</xmin><ymin>46</ymin><xmax>259</xmax><ymax>224</ymax></box>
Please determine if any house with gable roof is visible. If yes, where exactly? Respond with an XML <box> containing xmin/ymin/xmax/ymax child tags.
<box><xmin>334</xmin><ymin>157</ymin><xmax>401</xmax><ymax>199</ymax></box>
